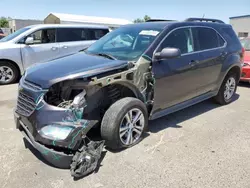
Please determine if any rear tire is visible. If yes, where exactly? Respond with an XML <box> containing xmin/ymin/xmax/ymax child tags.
<box><xmin>101</xmin><ymin>97</ymin><xmax>148</xmax><ymax>150</ymax></box>
<box><xmin>0</xmin><ymin>61</ymin><xmax>19</xmax><ymax>85</ymax></box>
<box><xmin>214</xmin><ymin>72</ymin><xmax>237</xmax><ymax>105</ymax></box>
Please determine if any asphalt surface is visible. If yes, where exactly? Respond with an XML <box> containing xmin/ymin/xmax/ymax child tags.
<box><xmin>1</xmin><ymin>83</ymin><xmax>250</xmax><ymax>188</ymax></box>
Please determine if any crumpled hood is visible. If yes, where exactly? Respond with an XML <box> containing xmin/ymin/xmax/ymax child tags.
<box><xmin>25</xmin><ymin>52</ymin><xmax>128</xmax><ymax>88</ymax></box>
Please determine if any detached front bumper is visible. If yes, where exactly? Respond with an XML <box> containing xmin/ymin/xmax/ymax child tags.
<box><xmin>15</xmin><ymin>111</ymin><xmax>73</xmax><ymax>168</ymax></box>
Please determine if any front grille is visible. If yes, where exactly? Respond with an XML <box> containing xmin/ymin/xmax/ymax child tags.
<box><xmin>23</xmin><ymin>80</ymin><xmax>42</xmax><ymax>91</ymax></box>
<box><xmin>16</xmin><ymin>92</ymin><xmax>36</xmax><ymax>116</ymax></box>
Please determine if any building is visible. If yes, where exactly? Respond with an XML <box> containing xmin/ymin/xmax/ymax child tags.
<box><xmin>229</xmin><ymin>15</ymin><xmax>250</xmax><ymax>38</ymax></box>
<box><xmin>44</xmin><ymin>13</ymin><xmax>132</xmax><ymax>30</ymax></box>
<box><xmin>8</xmin><ymin>19</ymin><xmax>43</xmax><ymax>33</ymax></box>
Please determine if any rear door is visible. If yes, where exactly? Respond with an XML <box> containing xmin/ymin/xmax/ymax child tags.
<box><xmin>57</xmin><ymin>28</ymin><xmax>109</xmax><ymax>57</ymax></box>
<box><xmin>192</xmin><ymin>27</ymin><xmax>226</xmax><ymax>95</ymax></box>
<box><xmin>21</xmin><ymin>28</ymin><xmax>60</xmax><ymax>69</ymax></box>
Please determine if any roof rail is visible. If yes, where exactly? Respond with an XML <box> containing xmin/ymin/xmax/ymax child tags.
<box><xmin>185</xmin><ymin>18</ymin><xmax>225</xmax><ymax>24</ymax></box>
<box><xmin>146</xmin><ymin>19</ymin><xmax>176</xmax><ymax>22</ymax></box>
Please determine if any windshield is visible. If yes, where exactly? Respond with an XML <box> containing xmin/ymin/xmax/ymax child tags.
<box><xmin>0</xmin><ymin>27</ymin><xmax>30</xmax><ymax>42</ymax></box>
<box><xmin>86</xmin><ymin>25</ymin><xmax>163</xmax><ymax>61</ymax></box>
<box><xmin>240</xmin><ymin>38</ymin><xmax>250</xmax><ymax>51</ymax></box>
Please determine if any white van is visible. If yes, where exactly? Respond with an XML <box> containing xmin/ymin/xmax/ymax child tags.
<box><xmin>0</xmin><ymin>24</ymin><xmax>109</xmax><ymax>84</ymax></box>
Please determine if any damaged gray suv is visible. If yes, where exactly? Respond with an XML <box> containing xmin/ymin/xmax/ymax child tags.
<box><xmin>15</xmin><ymin>18</ymin><xmax>243</xmax><ymax>170</ymax></box>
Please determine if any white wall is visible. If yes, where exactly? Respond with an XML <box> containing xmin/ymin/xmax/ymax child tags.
<box><xmin>230</xmin><ymin>17</ymin><xmax>250</xmax><ymax>37</ymax></box>
<box><xmin>8</xmin><ymin>19</ymin><xmax>43</xmax><ymax>33</ymax></box>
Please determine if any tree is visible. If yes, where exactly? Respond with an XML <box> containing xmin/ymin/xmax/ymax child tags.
<box><xmin>0</xmin><ymin>17</ymin><xmax>9</xmax><ymax>28</ymax></box>
<box><xmin>133</xmin><ymin>15</ymin><xmax>151</xmax><ymax>23</ymax></box>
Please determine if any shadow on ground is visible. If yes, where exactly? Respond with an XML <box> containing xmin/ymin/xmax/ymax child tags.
<box><xmin>238</xmin><ymin>82</ymin><xmax>250</xmax><ymax>88</ymax></box>
<box><xmin>148</xmin><ymin>94</ymin><xmax>240</xmax><ymax>133</ymax></box>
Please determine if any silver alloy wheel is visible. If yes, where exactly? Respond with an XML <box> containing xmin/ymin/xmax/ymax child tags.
<box><xmin>224</xmin><ymin>77</ymin><xmax>236</xmax><ymax>101</ymax></box>
<box><xmin>0</xmin><ymin>66</ymin><xmax>14</xmax><ymax>83</ymax></box>
<box><xmin>119</xmin><ymin>108</ymin><xmax>145</xmax><ymax>146</ymax></box>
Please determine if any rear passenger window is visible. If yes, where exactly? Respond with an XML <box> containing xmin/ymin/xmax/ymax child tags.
<box><xmin>160</xmin><ymin>28</ymin><xmax>194</xmax><ymax>54</ymax></box>
<box><xmin>193</xmin><ymin>28</ymin><xmax>219</xmax><ymax>50</ymax></box>
<box><xmin>89</xmin><ymin>29</ymin><xmax>109</xmax><ymax>40</ymax></box>
<box><xmin>57</xmin><ymin>28</ymin><xmax>108</xmax><ymax>42</ymax></box>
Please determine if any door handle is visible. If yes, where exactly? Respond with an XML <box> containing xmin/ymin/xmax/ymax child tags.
<box><xmin>220</xmin><ymin>52</ymin><xmax>227</xmax><ymax>58</ymax></box>
<box><xmin>62</xmin><ymin>46</ymin><xmax>68</xmax><ymax>49</ymax></box>
<box><xmin>189</xmin><ymin>60</ymin><xmax>199</xmax><ymax>66</ymax></box>
<box><xmin>51</xmin><ymin>47</ymin><xmax>58</xmax><ymax>51</ymax></box>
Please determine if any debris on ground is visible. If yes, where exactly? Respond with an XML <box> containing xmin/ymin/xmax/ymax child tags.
<box><xmin>70</xmin><ymin>140</ymin><xmax>105</xmax><ymax>179</ymax></box>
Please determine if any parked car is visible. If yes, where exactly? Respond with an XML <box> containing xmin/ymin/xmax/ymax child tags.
<box><xmin>15</xmin><ymin>18</ymin><xmax>242</xmax><ymax>169</ymax></box>
<box><xmin>0</xmin><ymin>24</ymin><xmax>109</xmax><ymax>85</ymax></box>
<box><xmin>240</xmin><ymin>37</ymin><xmax>250</xmax><ymax>82</ymax></box>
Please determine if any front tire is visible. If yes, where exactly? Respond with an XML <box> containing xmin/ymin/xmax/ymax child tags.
<box><xmin>214</xmin><ymin>72</ymin><xmax>237</xmax><ymax>105</ymax></box>
<box><xmin>0</xmin><ymin>62</ymin><xmax>19</xmax><ymax>85</ymax></box>
<box><xmin>101</xmin><ymin>97</ymin><xmax>148</xmax><ymax>150</ymax></box>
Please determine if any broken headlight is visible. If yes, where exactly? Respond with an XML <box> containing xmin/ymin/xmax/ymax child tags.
<box><xmin>39</xmin><ymin>125</ymin><xmax>74</xmax><ymax>140</ymax></box>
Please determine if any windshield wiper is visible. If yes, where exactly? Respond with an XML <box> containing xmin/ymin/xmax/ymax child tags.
<box><xmin>94</xmin><ymin>53</ymin><xmax>117</xmax><ymax>60</ymax></box>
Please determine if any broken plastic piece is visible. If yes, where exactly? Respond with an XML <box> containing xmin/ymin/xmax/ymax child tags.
<box><xmin>70</xmin><ymin>140</ymin><xmax>105</xmax><ymax>179</ymax></box>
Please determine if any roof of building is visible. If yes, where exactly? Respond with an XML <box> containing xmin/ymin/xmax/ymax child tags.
<box><xmin>229</xmin><ymin>15</ymin><xmax>250</xmax><ymax>19</ymax></box>
<box><xmin>45</xmin><ymin>13</ymin><xmax>132</xmax><ymax>26</ymax></box>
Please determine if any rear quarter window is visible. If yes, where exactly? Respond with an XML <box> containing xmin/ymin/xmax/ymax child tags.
<box><xmin>220</xmin><ymin>27</ymin><xmax>241</xmax><ymax>48</ymax></box>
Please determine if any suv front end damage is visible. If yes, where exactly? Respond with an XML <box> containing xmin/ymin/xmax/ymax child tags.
<box><xmin>14</xmin><ymin>54</ymin><xmax>154</xmax><ymax>172</ymax></box>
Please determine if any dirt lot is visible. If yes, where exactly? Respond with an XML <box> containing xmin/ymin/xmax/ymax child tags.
<box><xmin>1</xmin><ymin>83</ymin><xmax>250</xmax><ymax>188</ymax></box>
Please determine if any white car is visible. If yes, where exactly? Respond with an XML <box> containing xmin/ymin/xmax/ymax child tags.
<box><xmin>0</xmin><ymin>24</ymin><xmax>109</xmax><ymax>85</ymax></box>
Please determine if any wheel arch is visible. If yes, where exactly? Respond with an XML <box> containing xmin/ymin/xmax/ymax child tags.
<box><xmin>217</xmin><ymin>64</ymin><xmax>241</xmax><ymax>94</ymax></box>
<box><xmin>0</xmin><ymin>59</ymin><xmax>22</xmax><ymax>78</ymax></box>
<box><xmin>103</xmin><ymin>81</ymin><xmax>146</xmax><ymax>103</ymax></box>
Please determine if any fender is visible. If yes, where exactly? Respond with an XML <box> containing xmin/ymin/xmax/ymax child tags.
<box><xmin>215</xmin><ymin>53</ymin><xmax>242</xmax><ymax>94</ymax></box>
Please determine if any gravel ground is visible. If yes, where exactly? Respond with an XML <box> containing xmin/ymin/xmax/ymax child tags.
<box><xmin>0</xmin><ymin>83</ymin><xmax>250</xmax><ymax>188</ymax></box>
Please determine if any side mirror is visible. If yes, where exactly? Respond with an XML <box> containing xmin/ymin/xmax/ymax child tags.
<box><xmin>154</xmin><ymin>47</ymin><xmax>181</xmax><ymax>60</ymax></box>
<box><xmin>25</xmin><ymin>37</ymin><xmax>34</xmax><ymax>45</ymax></box>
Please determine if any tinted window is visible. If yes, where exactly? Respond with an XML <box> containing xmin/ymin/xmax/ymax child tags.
<box><xmin>57</xmin><ymin>28</ymin><xmax>108</xmax><ymax>42</ymax></box>
<box><xmin>27</xmin><ymin>29</ymin><xmax>56</xmax><ymax>44</ymax></box>
<box><xmin>193</xmin><ymin>27</ymin><xmax>219</xmax><ymax>50</ymax></box>
<box><xmin>89</xmin><ymin>29</ymin><xmax>109</xmax><ymax>40</ymax></box>
<box><xmin>0</xmin><ymin>29</ymin><xmax>3</xmax><ymax>34</ymax></box>
<box><xmin>160</xmin><ymin>28</ymin><xmax>194</xmax><ymax>54</ymax></box>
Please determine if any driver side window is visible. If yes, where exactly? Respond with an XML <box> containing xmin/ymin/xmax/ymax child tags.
<box><xmin>160</xmin><ymin>28</ymin><xmax>194</xmax><ymax>54</ymax></box>
<box><xmin>27</xmin><ymin>29</ymin><xmax>56</xmax><ymax>44</ymax></box>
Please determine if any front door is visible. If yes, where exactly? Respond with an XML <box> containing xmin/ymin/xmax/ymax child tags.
<box><xmin>21</xmin><ymin>28</ymin><xmax>60</xmax><ymax>69</ymax></box>
<box><xmin>151</xmin><ymin>27</ymin><xmax>201</xmax><ymax>115</ymax></box>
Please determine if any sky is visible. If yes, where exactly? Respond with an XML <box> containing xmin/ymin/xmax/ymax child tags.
<box><xmin>1</xmin><ymin>0</ymin><xmax>250</xmax><ymax>23</ymax></box>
